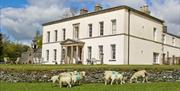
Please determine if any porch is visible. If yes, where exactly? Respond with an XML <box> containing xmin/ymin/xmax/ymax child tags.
<box><xmin>60</xmin><ymin>39</ymin><xmax>84</xmax><ymax>64</ymax></box>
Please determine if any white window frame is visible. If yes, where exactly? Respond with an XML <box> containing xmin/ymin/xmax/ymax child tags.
<box><xmin>153</xmin><ymin>52</ymin><xmax>159</xmax><ymax>64</ymax></box>
<box><xmin>172</xmin><ymin>37</ymin><xmax>175</xmax><ymax>46</ymax></box>
<box><xmin>54</xmin><ymin>49</ymin><xmax>57</xmax><ymax>61</ymax></box>
<box><xmin>99</xmin><ymin>22</ymin><xmax>104</xmax><ymax>36</ymax></box>
<box><xmin>47</xmin><ymin>31</ymin><xmax>50</xmax><ymax>43</ymax></box>
<box><xmin>73</xmin><ymin>24</ymin><xmax>79</xmax><ymax>39</ymax></box>
<box><xmin>99</xmin><ymin>45</ymin><xmax>103</xmax><ymax>59</ymax></box>
<box><xmin>88</xmin><ymin>24</ymin><xmax>92</xmax><ymax>37</ymax></box>
<box><xmin>46</xmin><ymin>50</ymin><xmax>49</xmax><ymax>61</ymax></box>
<box><xmin>111</xmin><ymin>44</ymin><xmax>116</xmax><ymax>60</ymax></box>
<box><xmin>111</xmin><ymin>19</ymin><xmax>116</xmax><ymax>34</ymax></box>
<box><xmin>54</xmin><ymin>30</ymin><xmax>58</xmax><ymax>42</ymax></box>
<box><xmin>62</xmin><ymin>28</ymin><xmax>66</xmax><ymax>40</ymax></box>
<box><xmin>87</xmin><ymin>46</ymin><xmax>92</xmax><ymax>59</ymax></box>
<box><xmin>153</xmin><ymin>28</ymin><xmax>157</xmax><ymax>41</ymax></box>
<box><xmin>162</xmin><ymin>34</ymin><xmax>166</xmax><ymax>44</ymax></box>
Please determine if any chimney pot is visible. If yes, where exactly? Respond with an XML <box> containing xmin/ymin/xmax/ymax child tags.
<box><xmin>95</xmin><ymin>3</ymin><xmax>102</xmax><ymax>11</ymax></box>
<box><xmin>80</xmin><ymin>8</ymin><xmax>88</xmax><ymax>15</ymax></box>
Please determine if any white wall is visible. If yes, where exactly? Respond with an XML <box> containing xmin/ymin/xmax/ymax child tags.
<box><xmin>42</xmin><ymin>7</ymin><xmax>180</xmax><ymax>65</ymax></box>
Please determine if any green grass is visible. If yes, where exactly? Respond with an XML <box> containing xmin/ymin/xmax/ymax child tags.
<box><xmin>0</xmin><ymin>64</ymin><xmax>180</xmax><ymax>71</ymax></box>
<box><xmin>0</xmin><ymin>82</ymin><xmax>179</xmax><ymax>91</ymax></box>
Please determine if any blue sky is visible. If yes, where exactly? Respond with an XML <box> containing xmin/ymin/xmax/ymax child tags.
<box><xmin>0</xmin><ymin>0</ymin><xmax>180</xmax><ymax>45</ymax></box>
<box><xmin>0</xmin><ymin>0</ymin><xmax>28</xmax><ymax>8</ymax></box>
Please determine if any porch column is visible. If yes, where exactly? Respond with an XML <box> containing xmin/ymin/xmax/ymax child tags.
<box><xmin>81</xmin><ymin>46</ymin><xmax>84</xmax><ymax>64</ymax></box>
<box><xmin>76</xmin><ymin>46</ymin><xmax>79</xmax><ymax>63</ymax></box>
<box><xmin>65</xmin><ymin>46</ymin><xmax>68</xmax><ymax>64</ymax></box>
<box><xmin>71</xmin><ymin>46</ymin><xmax>73</xmax><ymax>64</ymax></box>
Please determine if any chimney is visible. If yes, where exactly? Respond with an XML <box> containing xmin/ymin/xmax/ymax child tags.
<box><xmin>95</xmin><ymin>4</ymin><xmax>102</xmax><ymax>11</ymax></box>
<box><xmin>140</xmin><ymin>5</ymin><xmax>150</xmax><ymax>14</ymax></box>
<box><xmin>80</xmin><ymin>8</ymin><xmax>88</xmax><ymax>15</ymax></box>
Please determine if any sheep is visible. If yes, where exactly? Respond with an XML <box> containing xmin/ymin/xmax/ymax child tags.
<box><xmin>71</xmin><ymin>71</ymin><xmax>86</xmax><ymax>85</ymax></box>
<box><xmin>104</xmin><ymin>71</ymin><xmax>125</xmax><ymax>85</ymax></box>
<box><xmin>50</xmin><ymin>75</ymin><xmax>59</xmax><ymax>84</ymax></box>
<box><xmin>130</xmin><ymin>70</ymin><xmax>148</xmax><ymax>83</ymax></box>
<box><xmin>110</xmin><ymin>72</ymin><xmax>125</xmax><ymax>85</ymax></box>
<box><xmin>58</xmin><ymin>71</ymin><xmax>85</xmax><ymax>88</ymax></box>
<box><xmin>58</xmin><ymin>75</ymin><xmax>72</xmax><ymax>88</ymax></box>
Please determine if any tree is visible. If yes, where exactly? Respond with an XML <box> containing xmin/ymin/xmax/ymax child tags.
<box><xmin>0</xmin><ymin>34</ymin><xmax>29</xmax><ymax>62</ymax></box>
<box><xmin>33</xmin><ymin>31</ymin><xmax>42</xmax><ymax>48</ymax></box>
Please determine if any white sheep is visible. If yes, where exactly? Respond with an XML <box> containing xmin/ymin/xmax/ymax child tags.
<box><xmin>71</xmin><ymin>71</ymin><xmax>86</xmax><ymax>85</ymax></box>
<box><xmin>104</xmin><ymin>71</ymin><xmax>125</xmax><ymax>85</ymax></box>
<box><xmin>50</xmin><ymin>75</ymin><xmax>59</xmax><ymax>84</ymax></box>
<box><xmin>111</xmin><ymin>72</ymin><xmax>125</xmax><ymax>85</ymax></box>
<box><xmin>58</xmin><ymin>75</ymin><xmax>72</xmax><ymax>88</ymax></box>
<box><xmin>130</xmin><ymin>70</ymin><xmax>148</xmax><ymax>83</ymax></box>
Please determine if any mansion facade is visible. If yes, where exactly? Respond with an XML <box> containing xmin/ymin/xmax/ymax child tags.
<box><xmin>42</xmin><ymin>5</ymin><xmax>180</xmax><ymax>65</ymax></box>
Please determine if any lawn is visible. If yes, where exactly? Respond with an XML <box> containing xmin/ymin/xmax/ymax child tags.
<box><xmin>0</xmin><ymin>82</ymin><xmax>179</xmax><ymax>91</ymax></box>
<box><xmin>0</xmin><ymin>64</ymin><xmax>180</xmax><ymax>71</ymax></box>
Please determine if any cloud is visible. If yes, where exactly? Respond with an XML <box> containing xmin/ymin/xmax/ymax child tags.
<box><xmin>148</xmin><ymin>0</ymin><xmax>180</xmax><ymax>35</ymax></box>
<box><xmin>1</xmin><ymin>0</ymin><xmax>72</xmax><ymax>43</ymax></box>
<box><xmin>1</xmin><ymin>0</ymin><xmax>179</xmax><ymax>45</ymax></box>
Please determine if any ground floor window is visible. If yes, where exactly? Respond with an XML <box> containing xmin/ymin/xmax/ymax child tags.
<box><xmin>153</xmin><ymin>52</ymin><xmax>159</xmax><ymax>64</ymax></box>
<box><xmin>46</xmin><ymin>50</ymin><xmax>49</xmax><ymax>61</ymax></box>
<box><xmin>99</xmin><ymin>45</ymin><xmax>103</xmax><ymax>59</ymax></box>
<box><xmin>88</xmin><ymin>46</ymin><xmax>92</xmax><ymax>59</ymax></box>
<box><xmin>111</xmin><ymin>44</ymin><xmax>116</xmax><ymax>60</ymax></box>
<box><xmin>54</xmin><ymin>49</ymin><xmax>57</xmax><ymax>61</ymax></box>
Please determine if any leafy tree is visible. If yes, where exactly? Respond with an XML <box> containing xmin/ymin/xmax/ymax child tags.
<box><xmin>0</xmin><ymin>34</ymin><xmax>29</xmax><ymax>62</ymax></box>
<box><xmin>34</xmin><ymin>31</ymin><xmax>42</xmax><ymax>48</ymax></box>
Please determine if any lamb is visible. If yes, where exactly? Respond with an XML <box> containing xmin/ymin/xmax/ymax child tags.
<box><xmin>130</xmin><ymin>70</ymin><xmax>148</xmax><ymax>83</ymax></box>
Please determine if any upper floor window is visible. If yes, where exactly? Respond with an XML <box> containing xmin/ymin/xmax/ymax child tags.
<box><xmin>55</xmin><ymin>30</ymin><xmax>58</xmax><ymax>42</ymax></box>
<box><xmin>63</xmin><ymin>29</ymin><xmax>66</xmax><ymax>40</ymax></box>
<box><xmin>88</xmin><ymin>24</ymin><xmax>92</xmax><ymax>37</ymax></box>
<box><xmin>153</xmin><ymin>28</ymin><xmax>157</xmax><ymax>41</ymax></box>
<box><xmin>111</xmin><ymin>20</ymin><xmax>116</xmax><ymax>34</ymax></box>
<box><xmin>111</xmin><ymin>44</ymin><xmax>116</xmax><ymax>59</ymax></box>
<box><xmin>172</xmin><ymin>37</ymin><xmax>175</xmax><ymax>46</ymax></box>
<box><xmin>99</xmin><ymin>22</ymin><xmax>104</xmax><ymax>36</ymax></box>
<box><xmin>47</xmin><ymin>31</ymin><xmax>50</xmax><ymax>43</ymax></box>
<box><xmin>73</xmin><ymin>24</ymin><xmax>79</xmax><ymax>39</ymax></box>
<box><xmin>162</xmin><ymin>34</ymin><xmax>166</xmax><ymax>44</ymax></box>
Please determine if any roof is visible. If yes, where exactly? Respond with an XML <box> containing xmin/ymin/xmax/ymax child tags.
<box><xmin>42</xmin><ymin>5</ymin><xmax>164</xmax><ymax>26</ymax></box>
<box><xmin>60</xmin><ymin>39</ymin><xmax>85</xmax><ymax>45</ymax></box>
<box><xmin>165</xmin><ymin>32</ymin><xmax>180</xmax><ymax>38</ymax></box>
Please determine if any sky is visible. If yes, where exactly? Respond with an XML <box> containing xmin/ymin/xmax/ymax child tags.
<box><xmin>0</xmin><ymin>0</ymin><xmax>180</xmax><ymax>45</ymax></box>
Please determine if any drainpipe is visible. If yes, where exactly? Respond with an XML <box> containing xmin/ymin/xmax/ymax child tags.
<box><xmin>127</xmin><ymin>9</ymin><xmax>130</xmax><ymax>65</ymax></box>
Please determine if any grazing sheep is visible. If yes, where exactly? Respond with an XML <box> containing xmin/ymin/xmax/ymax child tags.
<box><xmin>71</xmin><ymin>71</ymin><xmax>86</xmax><ymax>85</ymax></box>
<box><xmin>104</xmin><ymin>71</ymin><xmax>125</xmax><ymax>85</ymax></box>
<box><xmin>111</xmin><ymin>72</ymin><xmax>125</xmax><ymax>85</ymax></box>
<box><xmin>51</xmin><ymin>75</ymin><xmax>59</xmax><ymax>84</ymax></box>
<box><xmin>130</xmin><ymin>70</ymin><xmax>148</xmax><ymax>83</ymax></box>
<box><xmin>58</xmin><ymin>75</ymin><xmax>72</xmax><ymax>88</ymax></box>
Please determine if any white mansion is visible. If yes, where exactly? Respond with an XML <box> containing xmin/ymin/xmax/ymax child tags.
<box><xmin>42</xmin><ymin>5</ymin><xmax>180</xmax><ymax>65</ymax></box>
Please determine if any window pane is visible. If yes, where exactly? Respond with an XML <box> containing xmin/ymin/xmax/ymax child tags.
<box><xmin>100</xmin><ymin>22</ymin><xmax>104</xmax><ymax>36</ymax></box>
<box><xmin>89</xmin><ymin>24</ymin><xmax>92</xmax><ymax>37</ymax></box>
<box><xmin>112</xmin><ymin>20</ymin><xmax>116</xmax><ymax>34</ymax></box>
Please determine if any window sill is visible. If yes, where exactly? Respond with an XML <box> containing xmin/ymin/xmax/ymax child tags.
<box><xmin>109</xmin><ymin>59</ymin><xmax>116</xmax><ymax>61</ymax></box>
